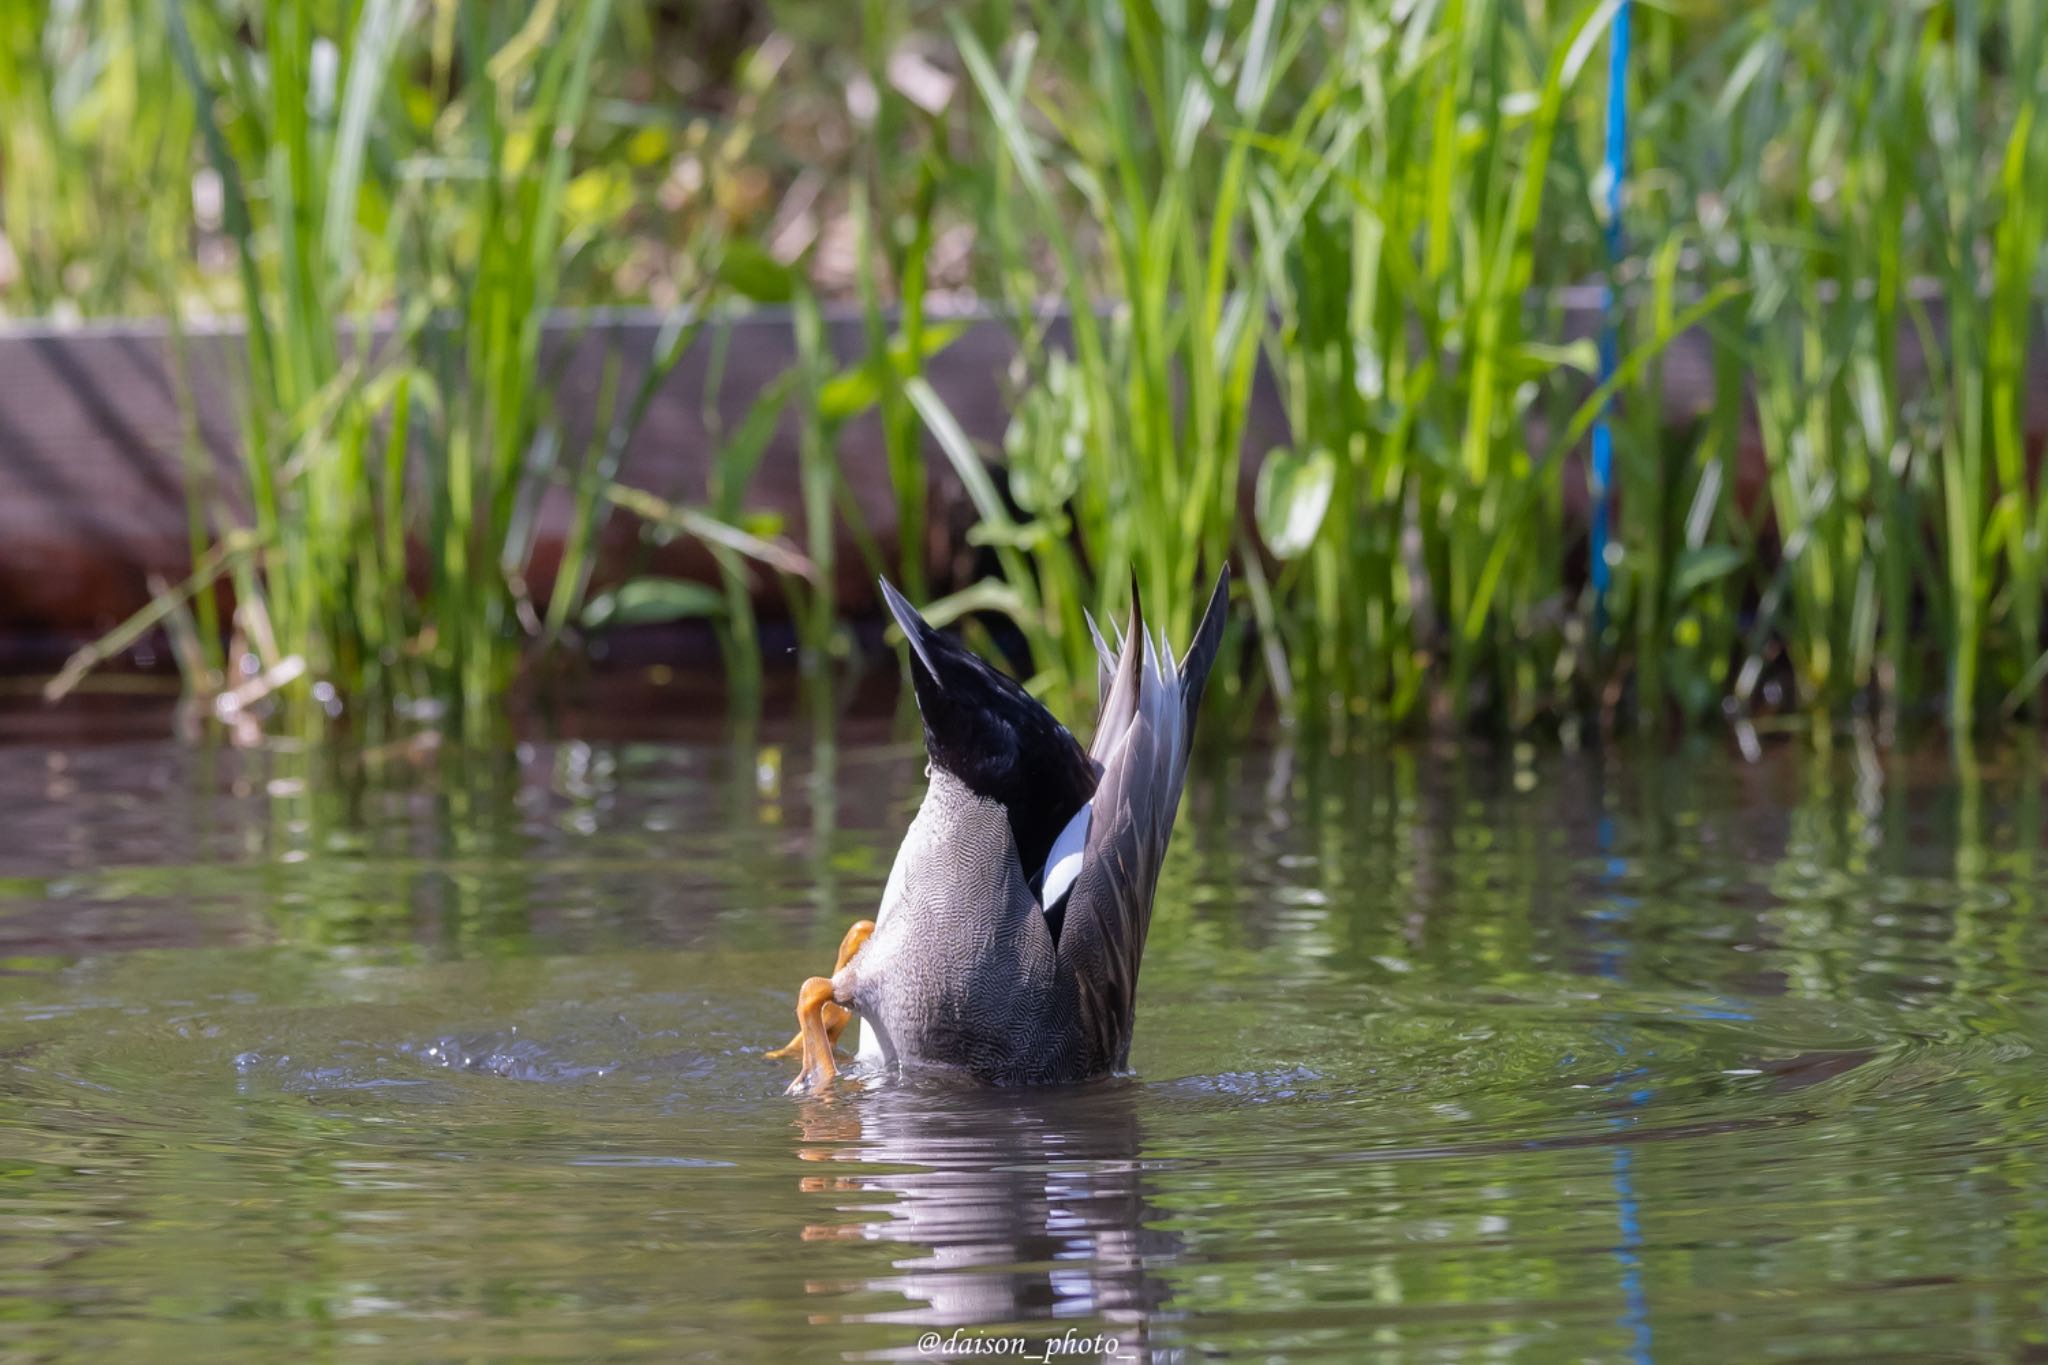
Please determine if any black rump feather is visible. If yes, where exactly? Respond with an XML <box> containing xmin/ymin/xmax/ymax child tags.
<box><xmin>878</xmin><ymin>578</ymin><xmax>1097</xmax><ymax>883</ymax></box>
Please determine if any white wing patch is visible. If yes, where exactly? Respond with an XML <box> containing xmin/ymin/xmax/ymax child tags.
<box><xmin>1039</xmin><ymin>800</ymin><xmax>1092</xmax><ymax>911</ymax></box>
<box><xmin>857</xmin><ymin>1018</ymin><xmax>886</xmax><ymax>1063</ymax></box>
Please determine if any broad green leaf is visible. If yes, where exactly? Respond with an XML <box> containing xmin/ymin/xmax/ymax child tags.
<box><xmin>719</xmin><ymin>239</ymin><xmax>795</xmax><ymax>304</ymax></box>
<box><xmin>1672</xmin><ymin>546</ymin><xmax>1747</xmax><ymax>599</ymax></box>
<box><xmin>324</xmin><ymin>0</ymin><xmax>406</xmax><ymax>278</ymax></box>
<box><xmin>1255</xmin><ymin>446</ymin><xmax>1337</xmax><ymax>559</ymax></box>
<box><xmin>817</xmin><ymin>321</ymin><xmax>970</xmax><ymax>422</ymax></box>
<box><xmin>582</xmin><ymin>577</ymin><xmax>728</xmax><ymax>630</ymax></box>
<box><xmin>817</xmin><ymin>369</ymin><xmax>884</xmax><ymax>425</ymax></box>
<box><xmin>1510</xmin><ymin>338</ymin><xmax>1600</xmax><ymax>377</ymax></box>
<box><xmin>911</xmin><ymin>578</ymin><xmax>1032</xmax><ymax>632</ymax></box>
<box><xmin>604</xmin><ymin>483</ymin><xmax>817</xmax><ymax>580</ymax></box>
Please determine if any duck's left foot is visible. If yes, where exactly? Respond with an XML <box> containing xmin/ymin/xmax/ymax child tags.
<box><xmin>766</xmin><ymin>919</ymin><xmax>873</xmax><ymax>1059</ymax></box>
<box><xmin>785</xmin><ymin>976</ymin><xmax>843</xmax><ymax>1094</ymax></box>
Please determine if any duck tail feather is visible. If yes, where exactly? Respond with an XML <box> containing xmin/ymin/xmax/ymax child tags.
<box><xmin>877</xmin><ymin>576</ymin><xmax>944</xmax><ymax>689</ymax></box>
<box><xmin>1176</xmin><ymin>565</ymin><xmax>1231</xmax><ymax>730</ymax></box>
<box><xmin>1061</xmin><ymin>562</ymin><xmax>1231</xmax><ymax>1069</ymax></box>
<box><xmin>1090</xmin><ymin>578</ymin><xmax>1145</xmax><ymax>768</ymax></box>
<box><xmin>1084</xmin><ymin>609</ymin><xmax>1118</xmax><ymax>716</ymax></box>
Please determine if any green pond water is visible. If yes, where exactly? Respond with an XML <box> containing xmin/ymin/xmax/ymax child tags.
<box><xmin>2</xmin><ymin>731</ymin><xmax>2046</xmax><ymax>1362</ymax></box>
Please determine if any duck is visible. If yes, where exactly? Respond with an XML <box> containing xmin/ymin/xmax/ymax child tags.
<box><xmin>771</xmin><ymin>568</ymin><xmax>1230</xmax><ymax>1093</ymax></box>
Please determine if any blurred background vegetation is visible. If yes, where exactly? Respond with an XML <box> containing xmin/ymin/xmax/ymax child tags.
<box><xmin>1</xmin><ymin>0</ymin><xmax>2044</xmax><ymax>743</ymax></box>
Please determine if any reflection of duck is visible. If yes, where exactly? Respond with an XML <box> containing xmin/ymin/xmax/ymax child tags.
<box><xmin>775</xmin><ymin>573</ymin><xmax>1229</xmax><ymax>1092</ymax></box>
<box><xmin>793</xmin><ymin>1083</ymin><xmax>1181</xmax><ymax>1343</ymax></box>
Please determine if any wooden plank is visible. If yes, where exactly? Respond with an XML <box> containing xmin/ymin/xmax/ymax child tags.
<box><xmin>2</xmin><ymin>300</ymin><xmax>2045</xmax><ymax>659</ymax></box>
<box><xmin>0</xmin><ymin>310</ymin><xmax>1007</xmax><ymax>643</ymax></box>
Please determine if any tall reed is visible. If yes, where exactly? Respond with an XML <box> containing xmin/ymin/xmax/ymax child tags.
<box><xmin>37</xmin><ymin>0</ymin><xmax>805</xmax><ymax>741</ymax></box>
<box><xmin>0</xmin><ymin>0</ymin><xmax>197</xmax><ymax>316</ymax></box>
<box><xmin>947</xmin><ymin>0</ymin><xmax>1281</xmax><ymax>702</ymax></box>
<box><xmin>9</xmin><ymin>0</ymin><xmax>2048</xmax><ymax>738</ymax></box>
<box><xmin>947</xmin><ymin>0</ymin><xmax>1675</xmax><ymax>732</ymax></box>
<box><xmin>146</xmin><ymin>0</ymin><xmax>636</xmax><ymax>740</ymax></box>
<box><xmin>1631</xmin><ymin>0</ymin><xmax>2048</xmax><ymax>730</ymax></box>
<box><xmin>941</xmin><ymin>0</ymin><xmax>2046</xmax><ymax>735</ymax></box>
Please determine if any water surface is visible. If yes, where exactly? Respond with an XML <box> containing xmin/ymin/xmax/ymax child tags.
<box><xmin>2</xmin><ymin>733</ymin><xmax>2046</xmax><ymax>1360</ymax></box>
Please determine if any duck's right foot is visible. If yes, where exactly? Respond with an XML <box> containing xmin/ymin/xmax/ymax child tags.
<box><xmin>765</xmin><ymin>919</ymin><xmax>873</xmax><ymax>1059</ymax></box>
<box><xmin>785</xmin><ymin>976</ymin><xmax>844</xmax><ymax>1094</ymax></box>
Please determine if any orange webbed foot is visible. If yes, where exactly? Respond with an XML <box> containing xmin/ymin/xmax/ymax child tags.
<box><xmin>765</xmin><ymin>925</ymin><xmax>868</xmax><ymax>1080</ymax></box>
<box><xmin>785</xmin><ymin>976</ymin><xmax>844</xmax><ymax>1094</ymax></box>
<box><xmin>766</xmin><ymin>919</ymin><xmax>874</xmax><ymax>1060</ymax></box>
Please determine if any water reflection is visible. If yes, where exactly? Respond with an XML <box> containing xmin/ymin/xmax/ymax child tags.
<box><xmin>4</xmin><ymin>729</ymin><xmax>2048</xmax><ymax>1361</ymax></box>
<box><xmin>793</xmin><ymin>1081</ymin><xmax>1178</xmax><ymax>1356</ymax></box>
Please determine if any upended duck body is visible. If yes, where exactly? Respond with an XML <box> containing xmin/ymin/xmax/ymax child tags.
<box><xmin>773</xmin><ymin>570</ymin><xmax>1230</xmax><ymax>1093</ymax></box>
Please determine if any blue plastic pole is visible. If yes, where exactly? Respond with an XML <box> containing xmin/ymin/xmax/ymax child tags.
<box><xmin>1590</xmin><ymin>1</ymin><xmax>1631</xmax><ymax>632</ymax></box>
<box><xmin>1592</xmin><ymin>11</ymin><xmax>1647</xmax><ymax>1353</ymax></box>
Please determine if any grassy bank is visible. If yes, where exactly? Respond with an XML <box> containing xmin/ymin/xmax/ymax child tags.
<box><xmin>2</xmin><ymin>0</ymin><xmax>2044</xmax><ymax>739</ymax></box>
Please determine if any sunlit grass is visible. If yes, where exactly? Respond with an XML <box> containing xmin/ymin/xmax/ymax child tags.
<box><xmin>5</xmin><ymin>0</ymin><xmax>2046</xmax><ymax>738</ymax></box>
<box><xmin>1628</xmin><ymin>0</ymin><xmax>2048</xmax><ymax>730</ymax></box>
<box><xmin>945</xmin><ymin>0</ymin><xmax>2046</xmax><ymax>735</ymax></box>
<box><xmin>26</xmin><ymin>1</ymin><xmax>807</xmax><ymax>742</ymax></box>
<box><xmin>141</xmin><ymin>0</ymin><xmax>652</xmax><ymax>742</ymax></box>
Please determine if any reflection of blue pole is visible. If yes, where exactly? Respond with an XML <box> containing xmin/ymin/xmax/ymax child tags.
<box><xmin>1590</xmin><ymin>1</ymin><xmax>1631</xmax><ymax>634</ymax></box>
<box><xmin>1589</xmin><ymin>806</ymin><xmax>1653</xmax><ymax>1365</ymax></box>
<box><xmin>1610</xmin><ymin>1143</ymin><xmax>1651</xmax><ymax>1364</ymax></box>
